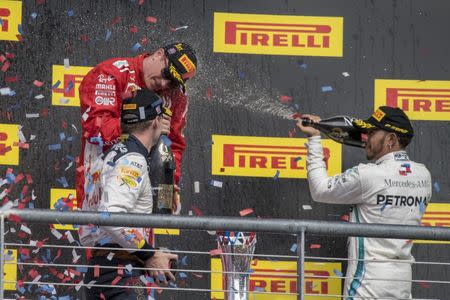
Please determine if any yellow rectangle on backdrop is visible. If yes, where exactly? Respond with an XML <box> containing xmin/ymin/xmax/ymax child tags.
<box><xmin>214</xmin><ymin>12</ymin><xmax>343</xmax><ymax>57</ymax></box>
<box><xmin>212</xmin><ymin>135</ymin><xmax>342</xmax><ymax>178</ymax></box>
<box><xmin>375</xmin><ymin>79</ymin><xmax>450</xmax><ymax>121</ymax></box>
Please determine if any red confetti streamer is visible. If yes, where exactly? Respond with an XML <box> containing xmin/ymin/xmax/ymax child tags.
<box><xmin>206</xmin><ymin>87</ymin><xmax>212</xmax><ymax>100</ymax></box>
<box><xmin>418</xmin><ymin>281</ymin><xmax>431</xmax><ymax>289</ymax></box>
<box><xmin>111</xmin><ymin>16</ymin><xmax>121</xmax><ymax>26</ymax></box>
<box><xmin>94</xmin><ymin>265</ymin><xmax>100</xmax><ymax>278</ymax></box>
<box><xmin>117</xmin><ymin>264</ymin><xmax>124</xmax><ymax>275</ymax></box>
<box><xmin>100</xmin><ymin>293</ymin><xmax>106</xmax><ymax>300</ymax></box>
<box><xmin>310</xmin><ymin>244</ymin><xmax>321</xmax><ymax>249</ymax></box>
<box><xmin>0</xmin><ymin>55</ymin><xmax>5</xmax><ymax>63</ymax></box>
<box><xmin>145</xmin><ymin>16</ymin><xmax>157</xmax><ymax>23</ymax></box>
<box><xmin>36</xmin><ymin>0</ymin><xmax>45</xmax><ymax>5</ymax></box>
<box><xmin>28</xmin><ymin>269</ymin><xmax>39</xmax><ymax>279</ymax></box>
<box><xmin>5</xmin><ymin>76</ymin><xmax>18</xmax><ymax>83</ymax></box>
<box><xmin>26</xmin><ymin>174</ymin><xmax>33</xmax><ymax>184</ymax></box>
<box><xmin>8</xmin><ymin>214</ymin><xmax>22</xmax><ymax>224</ymax></box>
<box><xmin>41</xmin><ymin>107</ymin><xmax>49</xmax><ymax>117</ymax></box>
<box><xmin>138</xmin><ymin>0</ymin><xmax>144</xmax><ymax>5</ymax></box>
<box><xmin>14</xmin><ymin>173</ymin><xmax>24</xmax><ymax>184</ymax></box>
<box><xmin>5</xmin><ymin>53</ymin><xmax>14</xmax><ymax>59</ymax></box>
<box><xmin>340</xmin><ymin>214</ymin><xmax>349</xmax><ymax>222</ymax></box>
<box><xmin>1</xmin><ymin>61</ymin><xmax>11</xmax><ymax>72</ymax></box>
<box><xmin>239</xmin><ymin>208</ymin><xmax>254</xmax><ymax>217</ymax></box>
<box><xmin>129</xmin><ymin>26</ymin><xmax>138</xmax><ymax>34</ymax></box>
<box><xmin>33</xmin><ymin>80</ymin><xmax>44</xmax><ymax>87</ymax></box>
<box><xmin>16</xmin><ymin>35</ymin><xmax>24</xmax><ymax>42</ymax></box>
<box><xmin>192</xmin><ymin>273</ymin><xmax>203</xmax><ymax>278</ymax></box>
<box><xmin>111</xmin><ymin>276</ymin><xmax>122</xmax><ymax>285</ymax></box>
<box><xmin>288</xmin><ymin>128</ymin><xmax>297</xmax><ymax>138</ymax></box>
<box><xmin>279</xmin><ymin>95</ymin><xmax>292</xmax><ymax>103</ymax></box>
<box><xmin>191</xmin><ymin>206</ymin><xmax>203</xmax><ymax>216</ymax></box>
<box><xmin>140</xmin><ymin>37</ymin><xmax>149</xmax><ymax>46</ymax></box>
<box><xmin>80</xmin><ymin>34</ymin><xmax>89</xmax><ymax>42</ymax></box>
<box><xmin>209</xmin><ymin>248</ymin><xmax>223</xmax><ymax>256</ymax></box>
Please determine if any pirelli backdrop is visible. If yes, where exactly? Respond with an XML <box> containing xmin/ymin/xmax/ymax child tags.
<box><xmin>0</xmin><ymin>0</ymin><xmax>449</xmax><ymax>299</ymax></box>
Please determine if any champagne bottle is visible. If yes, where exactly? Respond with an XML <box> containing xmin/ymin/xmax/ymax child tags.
<box><xmin>301</xmin><ymin>116</ymin><xmax>365</xmax><ymax>148</ymax></box>
<box><xmin>149</xmin><ymin>108</ymin><xmax>175</xmax><ymax>214</ymax></box>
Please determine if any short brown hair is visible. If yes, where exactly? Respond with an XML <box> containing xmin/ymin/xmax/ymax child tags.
<box><xmin>121</xmin><ymin>117</ymin><xmax>153</xmax><ymax>135</ymax></box>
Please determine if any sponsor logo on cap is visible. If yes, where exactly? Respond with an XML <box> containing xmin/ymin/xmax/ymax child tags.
<box><xmin>375</xmin><ymin>79</ymin><xmax>450</xmax><ymax>121</ymax></box>
<box><xmin>168</xmin><ymin>64</ymin><xmax>183</xmax><ymax>84</ymax></box>
<box><xmin>352</xmin><ymin>119</ymin><xmax>375</xmax><ymax>130</ymax></box>
<box><xmin>214</xmin><ymin>12</ymin><xmax>343</xmax><ymax>57</ymax></box>
<box><xmin>178</xmin><ymin>54</ymin><xmax>196</xmax><ymax>74</ymax></box>
<box><xmin>123</xmin><ymin>103</ymin><xmax>137</xmax><ymax>110</ymax></box>
<box><xmin>212</xmin><ymin>135</ymin><xmax>341</xmax><ymax>178</ymax></box>
<box><xmin>372</xmin><ymin>109</ymin><xmax>385</xmax><ymax>122</ymax></box>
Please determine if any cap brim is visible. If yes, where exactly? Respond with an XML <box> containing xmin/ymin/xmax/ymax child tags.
<box><xmin>352</xmin><ymin>119</ymin><xmax>377</xmax><ymax>132</ymax></box>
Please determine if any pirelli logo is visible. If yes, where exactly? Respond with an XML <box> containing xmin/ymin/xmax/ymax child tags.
<box><xmin>0</xmin><ymin>1</ymin><xmax>22</xmax><ymax>41</ymax></box>
<box><xmin>416</xmin><ymin>203</ymin><xmax>450</xmax><ymax>244</ymax></box>
<box><xmin>213</xmin><ymin>12</ymin><xmax>343</xmax><ymax>57</ymax></box>
<box><xmin>211</xmin><ymin>259</ymin><xmax>342</xmax><ymax>299</ymax></box>
<box><xmin>375</xmin><ymin>79</ymin><xmax>450</xmax><ymax>121</ymax></box>
<box><xmin>52</xmin><ymin>65</ymin><xmax>93</xmax><ymax>107</ymax></box>
<box><xmin>212</xmin><ymin>135</ymin><xmax>342</xmax><ymax>178</ymax></box>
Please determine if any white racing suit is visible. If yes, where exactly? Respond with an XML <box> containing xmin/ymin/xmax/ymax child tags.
<box><xmin>306</xmin><ymin>136</ymin><xmax>432</xmax><ymax>300</ymax></box>
<box><xmin>79</xmin><ymin>135</ymin><xmax>155</xmax><ymax>260</ymax></box>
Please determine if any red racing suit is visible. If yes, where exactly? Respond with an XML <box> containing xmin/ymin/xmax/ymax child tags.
<box><xmin>76</xmin><ymin>54</ymin><xmax>188</xmax><ymax>209</ymax></box>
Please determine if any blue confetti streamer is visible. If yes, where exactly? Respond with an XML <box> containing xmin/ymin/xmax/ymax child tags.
<box><xmin>31</xmin><ymin>12</ymin><xmax>38</xmax><ymax>19</ymax></box>
<box><xmin>180</xmin><ymin>256</ymin><xmax>188</xmax><ymax>266</ymax></box>
<box><xmin>48</xmin><ymin>143</ymin><xmax>62</xmax><ymax>151</ymax></box>
<box><xmin>273</xmin><ymin>170</ymin><xmax>280</xmax><ymax>180</ymax></box>
<box><xmin>321</xmin><ymin>86</ymin><xmax>333</xmax><ymax>92</ymax></box>
<box><xmin>66</xmin><ymin>155</ymin><xmax>75</xmax><ymax>161</ymax></box>
<box><xmin>419</xmin><ymin>201</ymin><xmax>426</xmax><ymax>214</ymax></box>
<box><xmin>433</xmin><ymin>182</ymin><xmax>440</xmax><ymax>193</ymax></box>
<box><xmin>333</xmin><ymin>269</ymin><xmax>343</xmax><ymax>277</ymax></box>
<box><xmin>105</xmin><ymin>30</ymin><xmax>112</xmax><ymax>41</ymax></box>
<box><xmin>18</xmin><ymin>24</ymin><xmax>24</xmax><ymax>35</ymax></box>
<box><xmin>65</xmin><ymin>80</ymin><xmax>74</xmax><ymax>93</ymax></box>
<box><xmin>59</xmin><ymin>132</ymin><xmax>66</xmax><ymax>141</ymax></box>
<box><xmin>67</xmin><ymin>10</ymin><xmax>74</xmax><ymax>17</ymax></box>
<box><xmin>52</xmin><ymin>80</ymin><xmax>61</xmax><ymax>89</ymax></box>
<box><xmin>290</xmin><ymin>243</ymin><xmax>298</xmax><ymax>253</ymax></box>
<box><xmin>179</xmin><ymin>272</ymin><xmax>188</xmax><ymax>279</ymax></box>
<box><xmin>161</xmin><ymin>135</ymin><xmax>172</xmax><ymax>147</ymax></box>
<box><xmin>66</xmin><ymin>136</ymin><xmax>74</xmax><ymax>142</ymax></box>
<box><xmin>131</xmin><ymin>42</ymin><xmax>142</xmax><ymax>52</ymax></box>
<box><xmin>57</xmin><ymin>177</ymin><xmax>69</xmax><ymax>188</ymax></box>
<box><xmin>98</xmin><ymin>236</ymin><xmax>112</xmax><ymax>245</ymax></box>
<box><xmin>299</xmin><ymin>63</ymin><xmax>307</xmax><ymax>69</ymax></box>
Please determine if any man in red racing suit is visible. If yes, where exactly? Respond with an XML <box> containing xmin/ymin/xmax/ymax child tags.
<box><xmin>76</xmin><ymin>42</ymin><xmax>197</xmax><ymax>214</ymax></box>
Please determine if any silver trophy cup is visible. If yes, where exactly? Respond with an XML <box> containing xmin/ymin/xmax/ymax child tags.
<box><xmin>217</xmin><ymin>231</ymin><xmax>257</xmax><ymax>300</ymax></box>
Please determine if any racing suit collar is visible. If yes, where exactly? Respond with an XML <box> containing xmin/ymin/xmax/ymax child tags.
<box><xmin>134</xmin><ymin>53</ymin><xmax>150</xmax><ymax>88</ymax></box>
<box><xmin>126</xmin><ymin>134</ymin><xmax>150</xmax><ymax>158</ymax></box>
<box><xmin>375</xmin><ymin>150</ymin><xmax>409</xmax><ymax>165</ymax></box>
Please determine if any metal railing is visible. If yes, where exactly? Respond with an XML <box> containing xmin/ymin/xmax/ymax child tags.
<box><xmin>1</xmin><ymin>208</ymin><xmax>450</xmax><ymax>300</ymax></box>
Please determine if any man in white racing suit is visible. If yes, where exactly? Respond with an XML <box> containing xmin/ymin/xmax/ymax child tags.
<box><xmin>79</xmin><ymin>89</ymin><xmax>177</xmax><ymax>299</ymax></box>
<box><xmin>297</xmin><ymin>106</ymin><xmax>432</xmax><ymax>300</ymax></box>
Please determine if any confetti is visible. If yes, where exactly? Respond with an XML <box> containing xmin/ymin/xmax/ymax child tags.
<box><xmin>67</xmin><ymin>10</ymin><xmax>74</xmax><ymax>17</ymax></box>
<box><xmin>31</xmin><ymin>12</ymin><xmax>38</xmax><ymax>19</ymax></box>
<box><xmin>105</xmin><ymin>30</ymin><xmax>112</xmax><ymax>41</ymax></box>
<box><xmin>33</xmin><ymin>80</ymin><xmax>44</xmax><ymax>87</ymax></box>
<box><xmin>26</xmin><ymin>113</ymin><xmax>40</xmax><ymax>118</ymax></box>
<box><xmin>279</xmin><ymin>95</ymin><xmax>292</xmax><ymax>103</ymax></box>
<box><xmin>433</xmin><ymin>182</ymin><xmax>440</xmax><ymax>193</ymax></box>
<box><xmin>145</xmin><ymin>16</ymin><xmax>157</xmax><ymax>23</ymax></box>
<box><xmin>0</xmin><ymin>87</ymin><xmax>13</xmax><ymax>95</ymax></box>
<box><xmin>48</xmin><ymin>143</ymin><xmax>62</xmax><ymax>150</ymax></box>
<box><xmin>342</xmin><ymin>72</ymin><xmax>350</xmax><ymax>77</ymax></box>
<box><xmin>340</xmin><ymin>214</ymin><xmax>349</xmax><ymax>222</ymax></box>
<box><xmin>34</xmin><ymin>94</ymin><xmax>44</xmax><ymax>99</ymax></box>
<box><xmin>302</xmin><ymin>205</ymin><xmax>312</xmax><ymax>210</ymax></box>
<box><xmin>64</xmin><ymin>58</ymin><xmax>70</xmax><ymax>69</ymax></box>
<box><xmin>20</xmin><ymin>224</ymin><xmax>32</xmax><ymax>234</ymax></box>
<box><xmin>131</xmin><ymin>42</ymin><xmax>142</xmax><ymax>52</ymax></box>
<box><xmin>129</xmin><ymin>26</ymin><xmax>138</xmax><ymax>34</ymax></box>
<box><xmin>290</xmin><ymin>243</ymin><xmax>298</xmax><ymax>253</ymax></box>
<box><xmin>321</xmin><ymin>86</ymin><xmax>333</xmax><ymax>92</ymax></box>
<box><xmin>65</xmin><ymin>230</ymin><xmax>75</xmax><ymax>243</ymax></box>
<box><xmin>239</xmin><ymin>208</ymin><xmax>254</xmax><ymax>217</ymax></box>
<box><xmin>273</xmin><ymin>170</ymin><xmax>280</xmax><ymax>180</ymax></box>
<box><xmin>333</xmin><ymin>269</ymin><xmax>343</xmax><ymax>277</ymax></box>
<box><xmin>51</xmin><ymin>228</ymin><xmax>63</xmax><ymax>240</ymax></box>
<box><xmin>310</xmin><ymin>244</ymin><xmax>321</xmax><ymax>249</ymax></box>
<box><xmin>209</xmin><ymin>248</ymin><xmax>223</xmax><ymax>256</ymax></box>
<box><xmin>209</xmin><ymin>180</ymin><xmax>223</xmax><ymax>188</ymax></box>
<box><xmin>194</xmin><ymin>181</ymin><xmax>200</xmax><ymax>193</ymax></box>
<box><xmin>107</xmin><ymin>252</ymin><xmax>115</xmax><ymax>260</ymax></box>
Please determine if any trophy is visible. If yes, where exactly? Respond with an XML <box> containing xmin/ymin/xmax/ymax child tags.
<box><xmin>217</xmin><ymin>231</ymin><xmax>257</xmax><ymax>300</ymax></box>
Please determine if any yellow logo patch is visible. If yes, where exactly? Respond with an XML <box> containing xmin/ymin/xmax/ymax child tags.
<box><xmin>372</xmin><ymin>109</ymin><xmax>385</xmax><ymax>122</ymax></box>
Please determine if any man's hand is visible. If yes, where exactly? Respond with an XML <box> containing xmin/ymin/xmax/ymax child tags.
<box><xmin>160</xmin><ymin>114</ymin><xmax>171</xmax><ymax>135</ymax></box>
<box><xmin>296</xmin><ymin>114</ymin><xmax>321</xmax><ymax>137</ymax></box>
<box><xmin>145</xmin><ymin>250</ymin><xmax>178</xmax><ymax>284</ymax></box>
<box><xmin>172</xmin><ymin>184</ymin><xmax>181</xmax><ymax>215</ymax></box>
